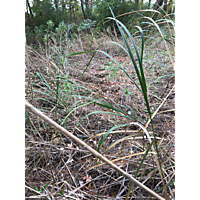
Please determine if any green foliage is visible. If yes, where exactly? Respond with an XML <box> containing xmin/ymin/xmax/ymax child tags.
<box><xmin>46</xmin><ymin>19</ymin><xmax>54</xmax><ymax>30</ymax></box>
<box><xmin>69</xmin><ymin>23</ymin><xmax>78</xmax><ymax>33</ymax></box>
<box><xmin>78</xmin><ymin>19</ymin><xmax>96</xmax><ymax>32</ymax></box>
<box><xmin>44</xmin><ymin>19</ymin><xmax>69</xmax><ymax>46</ymax></box>
<box><xmin>25</xmin><ymin>0</ymin><xmax>69</xmax><ymax>45</ymax></box>
<box><xmin>85</xmin><ymin>6</ymin><xmax>92</xmax><ymax>19</ymax></box>
<box><xmin>33</xmin><ymin>182</ymin><xmax>50</xmax><ymax>194</ymax></box>
<box><xmin>25</xmin><ymin>0</ymin><xmax>174</xmax><ymax>46</ymax></box>
<box><xmin>25</xmin><ymin>26</ymin><xmax>34</xmax><ymax>40</ymax></box>
<box><xmin>43</xmin><ymin>20</ymin><xmax>54</xmax><ymax>44</ymax></box>
<box><xmin>123</xmin><ymin>87</ymin><xmax>132</xmax><ymax>97</ymax></box>
<box><xmin>34</xmin><ymin>25</ymin><xmax>45</xmax><ymax>41</ymax></box>
<box><xmin>31</xmin><ymin>0</ymin><xmax>66</xmax><ymax>27</ymax></box>
<box><xmin>43</xmin><ymin>20</ymin><xmax>70</xmax><ymax>70</ymax></box>
<box><xmin>93</xmin><ymin>0</ymin><xmax>137</xmax><ymax>29</ymax></box>
<box><xmin>55</xmin><ymin>21</ymin><xmax>70</xmax><ymax>45</ymax></box>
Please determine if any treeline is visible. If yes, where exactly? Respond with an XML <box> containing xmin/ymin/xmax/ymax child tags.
<box><xmin>25</xmin><ymin>0</ymin><xmax>175</xmax><ymax>45</ymax></box>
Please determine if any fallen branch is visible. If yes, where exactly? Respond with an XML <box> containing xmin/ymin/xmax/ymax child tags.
<box><xmin>25</xmin><ymin>100</ymin><xmax>165</xmax><ymax>200</ymax></box>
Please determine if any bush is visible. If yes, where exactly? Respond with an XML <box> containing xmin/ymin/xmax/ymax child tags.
<box><xmin>34</xmin><ymin>25</ymin><xmax>46</xmax><ymax>42</ymax></box>
<box><xmin>25</xmin><ymin>26</ymin><xmax>34</xmax><ymax>40</ymax></box>
<box><xmin>26</xmin><ymin>20</ymin><xmax>74</xmax><ymax>46</ymax></box>
<box><xmin>78</xmin><ymin>19</ymin><xmax>96</xmax><ymax>32</ymax></box>
<box><xmin>93</xmin><ymin>0</ymin><xmax>136</xmax><ymax>29</ymax></box>
<box><xmin>31</xmin><ymin>0</ymin><xmax>66</xmax><ymax>28</ymax></box>
<box><xmin>69</xmin><ymin>23</ymin><xmax>78</xmax><ymax>33</ymax></box>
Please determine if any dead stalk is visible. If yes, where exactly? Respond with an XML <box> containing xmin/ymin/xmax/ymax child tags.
<box><xmin>25</xmin><ymin>100</ymin><xmax>165</xmax><ymax>200</ymax></box>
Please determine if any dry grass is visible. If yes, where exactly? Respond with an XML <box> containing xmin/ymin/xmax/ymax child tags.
<box><xmin>25</xmin><ymin>31</ymin><xmax>175</xmax><ymax>199</ymax></box>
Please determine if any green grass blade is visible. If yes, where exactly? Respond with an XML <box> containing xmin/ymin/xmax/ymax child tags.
<box><xmin>97</xmin><ymin>123</ymin><xmax>131</xmax><ymax>153</ymax></box>
<box><xmin>80</xmin><ymin>44</ymin><xmax>103</xmax><ymax>79</ymax></box>
<box><xmin>107</xmin><ymin>17</ymin><xmax>142</xmax><ymax>77</ymax></box>
<box><xmin>80</xmin><ymin>19</ymin><xmax>105</xmax><ymax>79</ymax></box>
<box><xmin>107</xmin><ymin>41</ymin><xmax>129</xmax><ymax>54</ymax></box>
<box><xmin>75</xmin><ymin>111</ymin><xmax>133</xmax><ymax>135</ymax></box>
<box><xmin>135</xmin><ymin>139</ymin><xmax>155</xmax><ymax>178</ymax></box>
<box><xmin>97</xmin><ymin>50</ymin><xmax>142</xmax><ymax>93</ymax></box>
<box><xmin>106</xmin><ymin>14</ymin><xmax>146</xmax><ymax>95</ymax></box>
<box><xmin>155</xmin><ymin>180</ymin><xmax>175</xmax><ymax>194</ymax></box>
<box><xmin>37</xmin><ymin>72</ymin><xmax>53</xmax><ymax>92</ymax></box>
<box><xmin>64</xmin><ymin>51</ymin><xmax>89</xmax><ymax>57</ymax></box>
<box><xmin>134</xmin><ymin>25</ymin><xmax>147</xmax><ymax>94</ymax></box>
<box><xmin>107</xmin><ymin>8</ymin><xmax>141</xmax><ymax>63</ymax></box>
<box><xmin>94</xmin><ymin>101</ymin><xmax>128</xmax><ymax>116</ymax></box>
<box><xmin>126</xmin><ymin>139</ymin><xmax>155</xmax><ymax>199</ymax></box>
<box><xmin>63</xmin><ymin>79</ymin><xmax>94</xmax><ymax>93</ymax></box>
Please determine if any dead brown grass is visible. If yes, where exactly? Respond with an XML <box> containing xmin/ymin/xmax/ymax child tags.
<box><xmin>25</xmin><ymin>31</ymin><xmax>175</xmax><ymax>199</ymax></box>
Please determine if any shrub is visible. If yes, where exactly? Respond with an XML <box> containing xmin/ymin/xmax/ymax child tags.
<box><xmin>34</xmin><ymin>25</ymin><xmax>45</xmax><ymax>42</ymax></box>
<box><xmin>78</xmin><ymin>19</ymin><xmax>96</xmax><ymax>32</ymax></box>
<box><xmin>93</xmin><ymin>0</ymin><xmax>136</xmax><ymax>29</ymax></box>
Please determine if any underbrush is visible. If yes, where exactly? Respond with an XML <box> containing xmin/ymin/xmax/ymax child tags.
<box><xmin>25</xmin><ymin>8</ymin><xmax>175</xmax><ymax>200</ymax></box>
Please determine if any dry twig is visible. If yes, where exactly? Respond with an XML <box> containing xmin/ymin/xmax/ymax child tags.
<box><xmin>25</xmin><ymin>100</ymin><xmax>165</xmax><ymax>200</ymax></box>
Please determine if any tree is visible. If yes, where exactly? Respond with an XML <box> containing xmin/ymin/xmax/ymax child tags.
<box><xmin>80</xmin><ymin>0</ymin><xmax>87</xmax><ymax>19</ymax></box>
<box><xmin>54</xmin><ymin>0</ymin><xmax>59</xmax><ymax>10</ymax></box>
<box><xmin>69</xmin><ymin>0</ymin><xmax>72</xmax><ymax>21</ymax></box>
<box><xmin>135</xmin><ymin>0</ymin><xmax>139</xmax><ymax>6</ymax></box>
<box><xmin>151</xmin><ymin>0</ymin><xmax>164</xmax><ymax>20</ymax></box>
<box><xmin>163</xmin><ymin>0</ymin><xmax>168</xmax><ymax>12</ymax></box>
<box><xmin>26</xmin><ymin>0</ymin><xmax>34</xmax><ymax>19</ymax></box>
<box><xmin>60</xmin><ymin>0</ymin><xmax>67</xmax><ymax>15</ymax></box>
<box><xmin>85</xmin><ymin>0</ymin><xmax>89</xmax><ymax>8</ymax></box>
<box><xmin>94</xmin><ymin>0</ymin><xmax>136</xmax><ymax>29</ymax></box>
<box><xmin>154</xmin><ymin>0</ymin><xmax>164</xmax><ymax>10</ymax></box>
<box><xmin>90</xmin><ymin>0</ymin><xmax>93</xmax><ymax>10</ymax></box>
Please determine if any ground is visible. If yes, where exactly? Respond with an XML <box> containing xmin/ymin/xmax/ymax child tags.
<box><xmin>25</xmin><ymin>34</ymin><xmax>175</xmax><ymax>199</ymax></box>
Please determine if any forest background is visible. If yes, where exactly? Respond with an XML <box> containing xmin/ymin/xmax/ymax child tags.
<box><xmin>25</xmin><ymin>0</ymin><xmax>175</xmax><ymax>46</ymax></box>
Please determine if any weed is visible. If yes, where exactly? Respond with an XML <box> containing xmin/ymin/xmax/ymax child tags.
<box><xmin>33</xmin><ymin>182</ymin><xmax>50</xmax><ymax>195</ymax></box>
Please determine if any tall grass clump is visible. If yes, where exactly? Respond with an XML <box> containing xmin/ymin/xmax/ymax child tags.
<box><xmin>77</xmin><ymin>7</ymin><xmax>174</xmax><ymax>199</ymax></box>
<box><xmin>25</xmin><ymin>6</ymin><xmax>175</xmax><ymax>200</ymax></box>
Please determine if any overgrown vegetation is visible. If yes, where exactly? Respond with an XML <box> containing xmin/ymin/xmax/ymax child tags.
<box><xmin>25</xmin><ymin>1</ymin><xmax>175</xmax><ymax>199</ymax></box>
<box><xmin>25</xmin><ymin>0</ymin><xmax>175</xmax><ymax>44</ymax></box>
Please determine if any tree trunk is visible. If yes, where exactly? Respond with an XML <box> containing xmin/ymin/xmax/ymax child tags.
<box><xmin>69</xmin><ymin>5</ymin><xmax>72</xmax><ymax>21</ymax></box>
<box><xmin>80</xmin><ymin>0</ymin><xmax>86</xmax><ymax>19</ymax></box>
<box><xmin>26</xmin><ymin>0</ymin><xmax>34</xmax><ymax>19</ymax></box>
<box><xmin>152</xmin><ymin>0</ymin><xmax>164</xmax><ymax>20</ymax></box>
<box><xmin>148</xmin><ymin>0</ymin><xmax>151</xmax><ymax>8</ymax></box>
<box><xmin>68</xmin><ymin>0</ymin><xmax>72</xmax><ymax>21</ymax></box>
<box><xmin>61</xmin><ymin>0</ymin><xmax>66</xmax><ymax>15</ymax></box>
<box><xmin>163</xmin><ymin>0</ymin><xmax>168</xmax><ymax>12</ymax></box>
<box><xmin>85</xmin><ymin>0</ymin><xmax>89</xmax><ymax>8</ymax></box>
<box><xmin>90</xmin><ymin>0</ymin><xmax>93</xmax><ymax>10</ymax></box>
<box><xmin>73</xmin><ymin>7</ymin><xmax>77</xmax><ymax>24</ymax></box>
<box><xmin>54</xmin><ymin>0</ymin><xmax>58</xmax><ymax>10</ymax></box>
<box><xmin>154</xmin><ymin>0</ymin><xmax>164</xmax><ymax>10</ymax></box>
